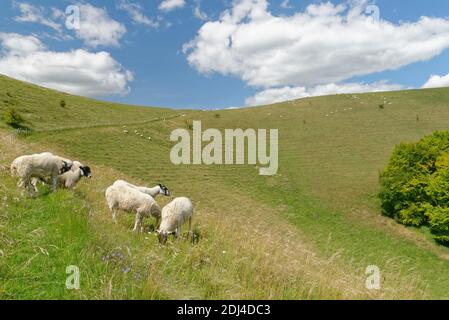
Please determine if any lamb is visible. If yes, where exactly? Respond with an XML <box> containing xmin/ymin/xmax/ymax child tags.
<box><xmin>157</xmin><ymin>197</ymin><xmax>193</xmax><ymax>244</ymax></box>
<box><xmin>105</xmin><ymin>184</ymin><xmax>162</xmax><ymax>232</ymax></box>
<box><xmin>31</xmin><ymin>161</ymin><xmax>91</xmax><ymax>191</ymax></box>
<box><xmin>11</xmin><ymin>152</ymin><xmax>73</xmax><ymax>194</ymax></box>
<box><xmin>112</xmin><ymin>180</ymin><xmax>170</xmax><ymax>198</ymax></box>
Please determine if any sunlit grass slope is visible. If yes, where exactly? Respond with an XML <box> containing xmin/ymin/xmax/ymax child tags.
<box><xmin>1</xmin><ymin>74</ymin><xmax>449</xmax><ymax>299</ymax></box>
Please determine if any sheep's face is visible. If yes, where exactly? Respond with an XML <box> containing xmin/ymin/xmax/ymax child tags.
<box><xmin>81</xmin><ymin>166</ymin><xmax>92</xmax><ymax>178</ymax></box>
<box><xmin>157</xmin><ymin>230</ymin><xmax>168</xmax><ymax>244</ymax></box>
<box><xmin>158</xmin><ymin>184</ymin><xmax>170</xmax><ymax>196</ymax></box>
<box><xmin>60</xmin><ymin>161</ymin><xmax>72</xmax><ymax>174</ymax></box>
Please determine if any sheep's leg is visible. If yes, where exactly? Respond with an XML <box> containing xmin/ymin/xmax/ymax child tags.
<box><xmin>31</xmin><ymin>178</ymin><xmax>39</xmax><ymax>193</ymax></box>
<box><xmin>112</xmin><ymin>209</ymin><xmax>118</xmax><ymax>223</ymax></box>
<box><xmin>133</xmin><ymin>212</ymin><xmax>143</xmax><ymax>232</ymax></box>
<box><xmin>51</xmin><ymin>175</ymin><xmax>57</xmax><ymax>192</ymax></box>
<box><xmin>24</xmin><ymin>179</ymin><xmax>35</xmax><ymax>197</ymax></box>
<box><xmin>188</xmin><ymin>216</ymin><xmax>193</xmax><ymax>240</ymax></box>
<box><xmin>140</xmin><ymin>215</ymin><xmax>145</xmax><ymax>233</ymax></box>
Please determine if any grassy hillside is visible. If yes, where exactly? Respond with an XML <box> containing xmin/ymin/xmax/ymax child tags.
<box><xmin>1</xmin><ymin>74</ymin><xmax>449</xmax><ymax>299</ymax></box>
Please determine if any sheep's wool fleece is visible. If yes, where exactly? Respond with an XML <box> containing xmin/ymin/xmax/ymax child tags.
<box><xmin>160</xmin><ymin>197</ymin><xmax>193</xmax><ymax>232</ymax></box>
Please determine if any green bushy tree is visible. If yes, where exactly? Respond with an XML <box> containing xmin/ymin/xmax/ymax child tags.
<box><xmin>379</xmin><ymin>131</ymin><xmax>449</xmax><ymax>244</ymax></box>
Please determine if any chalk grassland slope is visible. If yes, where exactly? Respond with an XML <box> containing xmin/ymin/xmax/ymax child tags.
<box><xmin>0</xmin><ymin>74</ymin><xmax>180</xmax><ymax>132</ymax></box>
<box><xmin>0</xmin><ymin>129</ymin><xmax>391</xmax><ymax>299</ymax></box>
<box><xmin>0</xmin><ymin>74</ymin><xmax>449</xmax><ymax>298</ymax></box>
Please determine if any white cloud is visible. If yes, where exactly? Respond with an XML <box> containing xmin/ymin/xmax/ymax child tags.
<box><xmin>117</xmin><ymin>0</ymin><xmax>160</xmax><ymax>28</ymax></box>
<box><xmin>194</xmin><ymin>1</ymin><xmax>208</xmax><ymax>21</ymax></box>
<box><xmin>0</xmin><ymin>33</ymin><xmax>133</xmax><ymax>97</ymax></box>
<box><xmin>185</xmin><ymin>0</ymin><xmax>449</xmax><ymax>90</ymax></box>
<box><xmin>245</xmin><ymin>81</ymin><xmax>404</xmax><ymax>106</ymax></box>
<box><xmin>422</xmin><ymin>73</ymin><xmax>449</xmax><ymax>89</ymax></box>
<box><xmin>50</xmin><ymin>7</ymin><xmax>65</xmax><ymax>20</ymax></box>
<box><xmin>280</xmin><ymin>0</ymin><xmax>292</xmax><ymax>9</ymax></box>
<box><xmin>76</xmin><ymin>3</ymin><xmax>127</xmax><ymax>47</ymax></box>
<box><xmin>13</xmin><ymin>1</ymin><xmax>62</xmax><ymax>32</ymax></box>
<box><xmin>159</xmin><ymin>0</ymin><xmax>186</xmax><ymax>12</ymax></box>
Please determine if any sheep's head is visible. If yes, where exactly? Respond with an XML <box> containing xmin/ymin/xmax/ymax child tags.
<box><xmin>158</xmin><ymin>184</ymin><xmax>170</xmax><ymax>196</ymax></box>
<box><xmin>60</xmin><ymin>160</ymin><xmax>72</xmax><ymax>174</ymax></box>
<box><xmin>157</xmin><ymin>230</ymin><xmax>169</xmax><ymax>244</ymax></box>
<box><xmin>80</xmin><ymin>166</ymin><xmax>92</xmax><ymax>178</ymax></box>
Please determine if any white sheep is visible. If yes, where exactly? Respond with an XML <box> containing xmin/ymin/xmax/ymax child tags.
<box><xmin>105</xmin><ymin>184</ymin><xmax>161</xmax><ymax>232</ymax></box>
<box><xmin>11</xmin><ymin>152</ymin><xmax>73</xmax><ymax>194</ymax></box>
<box><xmin>31</xmin><ymin>161</ymin><xmax>91</xmax><ymax>191</ymax></box>
<box><xmin>157</xmin><ymin>197</ymin><xmax>193</xmax><ymax>244</ymax></box>
<box><xmin>112</xmin><ymin>180</ymin><xmax>170</xmax><ymax>198</ymax></box>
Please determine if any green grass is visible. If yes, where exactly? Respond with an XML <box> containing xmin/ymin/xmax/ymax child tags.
<box><xmin>1</xmin><ymin>74</ymin><xmax>449</xmax><ymax>299</ymax></box>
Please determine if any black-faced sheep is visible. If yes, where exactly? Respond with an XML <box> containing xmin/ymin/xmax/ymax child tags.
<box><xmin>31</xmin><ymin>161</ymin><xmax>91</xmax><ymax>191</ymax></box>
<box><xmin>112</xmin><ymin>180</ymin><xmax>170</xmax><ymax>198</ymax></box>
<box><xmin>11</xmin><ymin>152</ymin><xmax>73</xmax><ymax>195</ymax></box>
<box><xmin>105</xmin><ymin>184</ymin><xmax>162</xmax><ymax>232</ymax></box>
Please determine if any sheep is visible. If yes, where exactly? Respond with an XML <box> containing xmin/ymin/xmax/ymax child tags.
<box><xmin>105</xmin><ymin>184</ymin><xmax>161</xmax><ymax>232</ymax></box>
<box><xmin>11</xmin><ymin>152</ymin><xmax>73</xmax><ymax>194</ymax></box>
<box><xmin>112</xmin><ymin>180</ymin><xmax>170</xmax><ymax>198</ymax></box>
<box><xmin>157</xmin><ymin>197</ymin><xmax>193</xmax><ymax>244</ymax></box>
<box><xmin>31</xmin><ymin>161</ymin><xmax>91</xmax><ymax>191</ymax></box>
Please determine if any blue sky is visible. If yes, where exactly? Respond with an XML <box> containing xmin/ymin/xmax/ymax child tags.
<box><xmin>0</xmin><ymin>0</ymin><xmax>448</xmax><ymax>109</ymax></box>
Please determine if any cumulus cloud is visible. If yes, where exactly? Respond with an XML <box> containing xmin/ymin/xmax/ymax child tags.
<box><xmin>0</xmin><ymin>33</ymin><xmax>133</xmax><ymax>97</ymax></box>
<box><xmin>422</xmin><ymin>73</ymin><xmax>449</xmax><ymax>89</ymax></box>
<box><xmin>76</xmin><ymin>3</ymin><xmax>127</xmax><ymax>47</ymax></box>
<box><xmin>245</xmin><ymin>81</ymin><xmax>404</xmax><ymax>106</ymax></box>
<box><xmin>117</xmin><ymin>0</ymin><xmax>160</xmax><ymax>28</ymax></box>
<box><xmin>13</xmin><ymin>1</ymin><xmax>62</xmax><ymax>31</ymax></box>
<box><xmin>159</xmin><ymin>0</ymin><xmax>186</xmax><ymax>12</ymax></box>
<box><xmin>185</xmin><ymin>0</ymin><xmax>449</xmax><ymax>90</ymax></box>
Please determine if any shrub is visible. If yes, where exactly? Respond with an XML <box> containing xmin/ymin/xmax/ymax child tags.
<box><xmin>379</xmin><ymin>131</ymin><xmax>449</xmax><ymax>244</ymax></box>
<box><xmin>426</xmin><ymin>206</ymin><xmax>449</xmax><ymax>244</ymax></box>
<box><xmin>3</xmin><ymin>107</ymin><xmax>24</xmax><ymax>127</ymax></box>
<box><xmin>60</xmin><ymin>99</ymin><xmax>66</xmax><ymax>108</ymax></box>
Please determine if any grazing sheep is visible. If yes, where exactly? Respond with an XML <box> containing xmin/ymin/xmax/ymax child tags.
<box><xmin>157</xmin><ymin>197</ymin><xmax>193</xmax><ymax>244</ymax></box>
<box><xmin>105</xmin><ymin>184</ymin><xmax>161</xmax><ymax>232</ymax></box>
<box><xmin>112</xmin><ymin>180</ymin><xmax>170</xmax><ymax>198</ymax></box>
<box><xmin>31</xmin><ymin>161</ymin><xmax>91</xmax><ymax>191</ymax></box>
<box><xmin>11</xmin><ymin>152</ymin><xmax>72</xmax><ymax>194</ymax></box>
